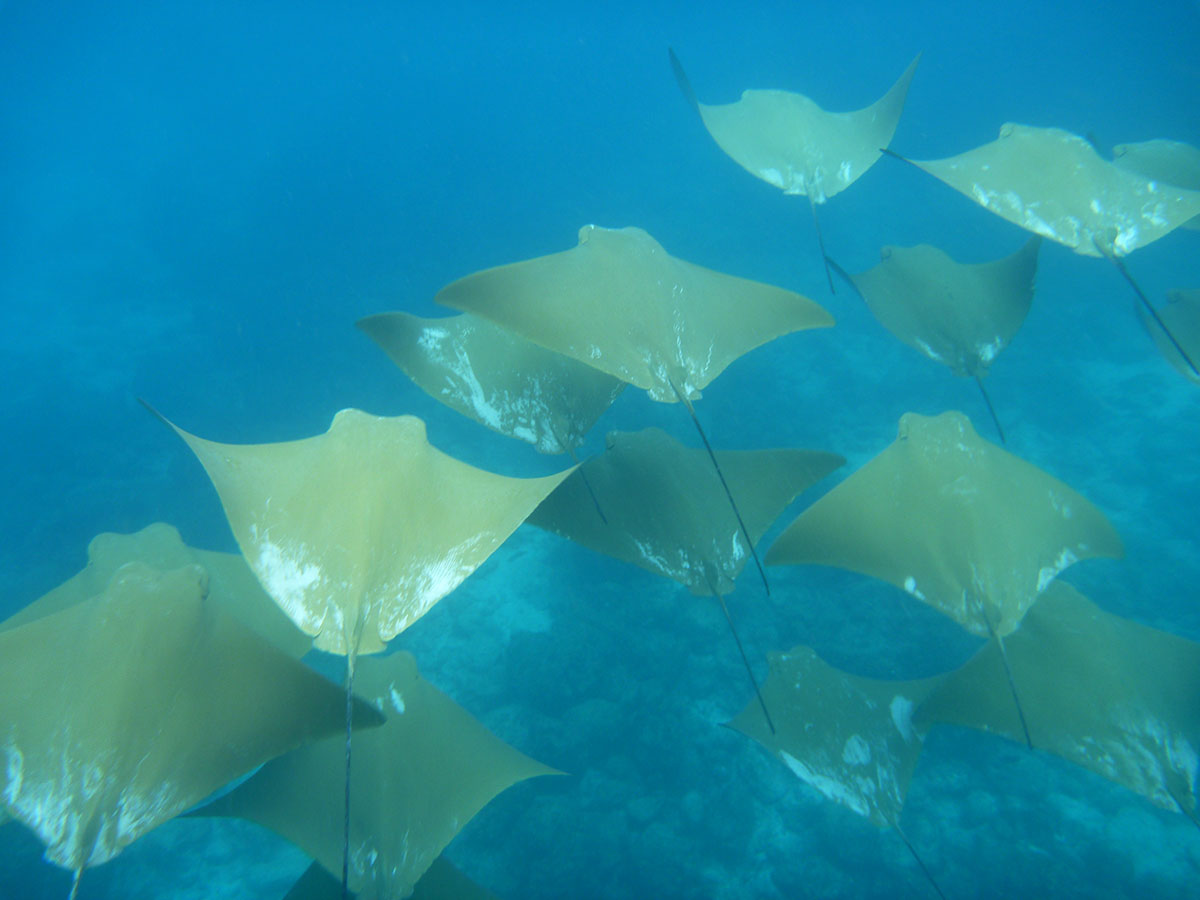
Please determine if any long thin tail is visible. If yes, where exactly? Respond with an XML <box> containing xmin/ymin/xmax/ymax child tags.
<box><xmin>669</xmin><ymin>380</ymin><xmax>770</xmax><ymax>597</ymax></box>
<box><xmin>668</xmin><ymin>48</ymin><xmax>700</xmax><ymax>113</ymax></box>
<box><xmin>808</xmin><ymin>196</ymin><xmax>836</xmax><ymax>294</ymax></box>
<box><xmin>706</xmin><ymin>573</ymin><xmax>775</xmax><ymax>734</ymax></box>
<box><xmin>342</xmin><ymin>654</ymin><xmax>356</xmax><ymax>900</ymax></box>
<box><xmin>1098</xmin><ymin>242</ymin><xmax>1200</xmax><ymax>379</ymax></box>
<box><xmin>974</xmin><ymin>375</ymin><xmax>1006</xmax><ymax>444</ymax></box>
<box><xmin>895</xmin><ymin>827</ymin><xmax>948</xmax><ymax>900</ymax></box>
<box><xmin>983</xmin><ymin>613</ymin><xmax>1032</xmax><ymax>749</ymax></box>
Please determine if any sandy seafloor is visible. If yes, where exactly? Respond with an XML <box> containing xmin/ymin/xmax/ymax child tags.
<box><xmin>1</xmin><ymin>1</ymin><xmax>1198</xmax><ymax>898</ymax></box>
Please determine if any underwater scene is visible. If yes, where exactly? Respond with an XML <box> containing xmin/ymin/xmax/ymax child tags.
<box><xmin>1</xmin><ymin>1</ymin><xmax>1198</xmax><ymax>897</ymax></box>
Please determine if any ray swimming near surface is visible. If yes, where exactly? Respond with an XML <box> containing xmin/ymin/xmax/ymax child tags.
<box><xmin>669</xmin><ymin>48</ymin><xmax>921</xmax><ymax>291</ymax></box>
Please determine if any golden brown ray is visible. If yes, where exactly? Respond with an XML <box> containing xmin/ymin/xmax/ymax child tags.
<box><xmin>829</xmin><ymin>236</ymin><xmax>1040</xmax><ymax>442</ymax></box>
<box><xmin>199</xmin><ymin>651</ymin><xmax>558</xmax><ymax>900</ymax></box>
<box><xmin>766</xmin><ymin>410</ymin><xmax>1123</xmax><ymax>638</ymax></box>
<box><xmin>0</xmin><ymin>562</ymin><xmax>381</xmax><ymax>895</ymax></box>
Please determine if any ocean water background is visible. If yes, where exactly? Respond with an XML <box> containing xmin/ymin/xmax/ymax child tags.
<box><xmin>1</xmin><ymin>1</ymin><xmax>1198</xmax><ymax>897</ymax></box>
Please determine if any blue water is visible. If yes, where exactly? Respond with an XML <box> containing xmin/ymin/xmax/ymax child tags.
<box><xmin>1</xmin><ymin>1</ymin><xmax>1198</xmax><ymax>897</ymax></box>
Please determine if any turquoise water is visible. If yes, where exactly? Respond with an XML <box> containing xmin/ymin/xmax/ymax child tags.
<box><xmin>1</xmin><ymin>1</ymin><xmax>1198</xmax><ymax>897</ymax></box>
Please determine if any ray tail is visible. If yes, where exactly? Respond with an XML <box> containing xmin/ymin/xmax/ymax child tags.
<box><xmin>670</xmin><ymin>380</ymin><xmax>770</xmax><ymax>596</ymax></box>
<box><xmin>984</xmin><ymin>614</ymin><xmax>1033</xmax><ymax>749</ymax></box>
<box><xmin>342</xmin><ymin>653</ymin><xmax>356</xmax><ymax>900</ymax></box>
<box><xmin>668</xmin><ymin>47</ymin><xmax>700</xmax><ymax>113</ymax></box>
<box><xmin>808</xmin><ymin>196</ymin><xmax>836</xmax><ymax>294</ymax></box>
<box><xmin>895</xmin><ymin>826</ymin><xmax>948</xmax><ymax>900</ymax></box>
<box><xmin>1108</xmin><ymin>254</ymin><xmax>1200</xmax><ymax>379</ymax></box>
<box><xmin>707</xmin><ymin>574</ymin><xmax>775</xmax><ymax>734</ymax></box>
<box><xmin>974</xmin><ymin>375</ymin><xmax>1006</xmax><ymax>444</ymax></box>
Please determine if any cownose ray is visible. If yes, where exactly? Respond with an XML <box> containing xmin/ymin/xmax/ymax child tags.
<box><xmin>1112</xmin><ymin>138</ymin><xmax>1200</xmax><ymax>229</ymax></box>
<box><xmin>284</xmin><ymin>857</ymin><xmax>500</xmax><ymax>900</ymax></box>
<box><xmin>436</xmin><ymin>223</ymin><xmax>834</xmax><ymax>595</ymax></box>
<box><xmin>728</xmin><ymin>646</ymin><xmax>948</xmax><ymax>899</ymax></box>
<box><xmin>356</xmin><ymin>311</ymin><xmax>624</xmax><ymax>455</ymax></box>
<box><xmin>196</xmin><ymin>651</ymin><xmax>559</xmax><ymax>900</ymax></box>
<box><xmin>766</xmin><ymin>410</ymin><xmax>1124</xmax><ymax>745</ymax></box>
<box><xmin>883</xmin><ymin>123</ymin><xmax>1200</xmax><ymax>377</ymax></box>
<box><xmin>918</xmin><ymin>580</ymin><xmax>1200</xmax><ymax>826</ymax></box>
<box><xmin>357</xmin><ymin>310</ymin><xmax>624</xmax><ymax>518</ymax></box>
<box><xmin>669</xmin><ymin>49</ymin><xmax>921</xmax><ymax>292</ymax></box>
<box><xmin>0</xmin><ymin>561</ymin><xmax>382</xmax><ymax>899</ymax></box>
<box><xmin>0</xmin><ymin>521</ymin><xmax>311</xmax><ymax>657</ymax></box>
<box><xmin>1137</xmin><ymin>289</ymin><xmax>1200</xmax><ymax>384</ymax></box>
<box><xmin>143</xmin><ymin>404</ymin><xmax>571</xmax><ymax>896</ymax></box>
<box><xmin>828</xmin><ymin>236</ymin><xmax>1041</xmax><ymax>443</ymax></box>
<box><xmin>526</xmin><ymin>426</ymin><xmax>844</xmax><ymax>731</ymax></box>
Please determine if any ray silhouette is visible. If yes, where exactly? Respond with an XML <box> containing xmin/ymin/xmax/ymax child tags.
<box><xmin>828</xmin><ymin>236</ymin><xmax>1040</xmax><ymax>443</ymax></box>
<box><xmin>767</xmin><ymin>410</ymin><xmax>1123</xmax><ymax>746</ymax></box>
<box><xmin>1112</xmin><ymin>138</ymin><xmax>1200</xmax><ymax>228</ymax></box>
<box><xmin>0</xmin><ymin>521</ymin><xmax>311</xmax><ymax>657</ymax></box>
<box><xmin>1137</xmin><ymin>289</ymin><xmax>1200</xmax><ymax>384</ymax></box>
<box><xmin>884</xmin><ymin>123</ymin><xmax>1200</xmax><ymax>377</ymax></box>
<box><xmin>145</xmin><ymin>404</ymin><xmax>570</xmax><ymax>896</ymax></box>
<box><xmin>199</xmin><ymin>651</ymin><xmax>558</xmax><ymax>900</ymax></box>
<box><xmin>436</xmin><ymin>224</ymin><xmax>833</xmax><ymax>595</ymax></box>
<box><xmin>729</xmin><ymin>646</ymin><xmax>948</xmax><ymax>898</ymax></box>
<box><xmin>527</xmin><ymin>427</ymin><xmax>843</xmax><ymax>729</ymax></box>
<box><xmin>920</xmin><ymin>581</ymin><xmax>1200</xmax><ymax>821</ymax></box>
<box><xmin>0</xmin><ymin>561</ymin><xmax>380</xmax><ymax>898</ymax></box>
<box><xmin>669</xmin><ymin>49</ymin><xmax>921</xmax><ymax>292</ymax></box>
